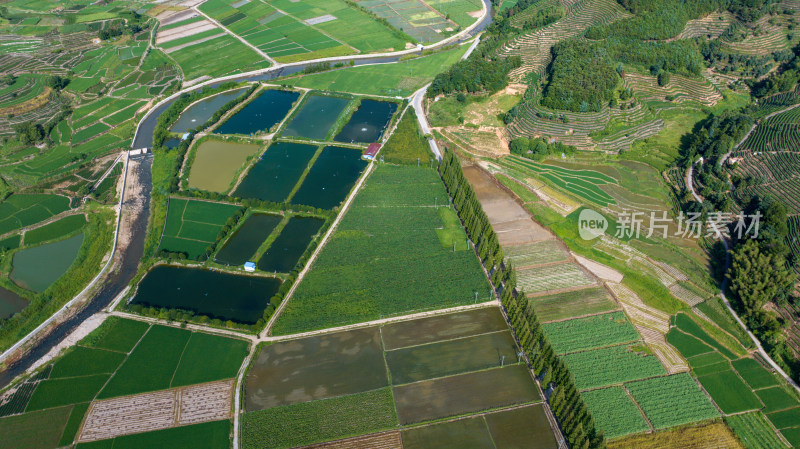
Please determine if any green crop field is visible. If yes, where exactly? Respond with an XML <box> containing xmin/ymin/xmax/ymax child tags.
<box><xmin>158</xmin><ymin>198</ymin><xmax>241</xmax><ymax>259</ymax></box>
<box><xmin>402</xmin><ymin>416</ymin><xmax>495</xmax><ymax>449</ymax></box>
<box><xmin>626</xmin><ymin>373</ymin><xmax>719</xmax><ymax>429</ymax></box>
<box><xmin>170</xmin><ymin>332</ymin><xmax>249</xmax><ymax>387</ymax></box>
<box><xmin>756</xmin><ymin>386</ymin><xmax>800</xmax><ymax>414</ymax></box>
<box><xmin>0</xmin><ymin>405</ymin><xmax>72</xmax><ymax>449</ymax></box>
<box><xmin>79</xmin><ymin>317</ymin><xmax>150</xmax><ymax>353</ymax></box>
<box><xmin>530</xmin><ymin>286</ymin><xmax>618</xmax><ymax>322</ymax></box>
<box><xmin>666</xmin><ymin>327</ymin><xmax>714</xmax><ymax>358</ymax></box>
<box><xmin>26</xmin><ymin>374</ymin><xmax>110</xmax><ymax>411</ymax></box>
<box><xmin>582</xmin><ymin>386</ymin><xmax>649</xmax><ymax>438</ymax></box>
<box><xmin>732</xmin><ymin>358</ymin><xmax>780</xmax><ymax>390</ymax></box>
<box><xmin>59</xmin><ymin>402</ymin><xmax>90</xmax><ymax>447</ymax></box>
<box><xmin>697</xmin><ymin>370</ymin><xmax>763</xmax><ymax>414</ymax></box>
<box><xmin>379</xmin><ymin>109</ymin><xmax>432</xmax><ymax>165</ymax></box>
<box><xmin>502</xmin><ymin>156</ymin><xmax>617</xmax><ymax>207</ymax></box>
<box><xmin>23</xmin><ymin>214</ymin><xmax>86</xmax><ymax>246</ymax></box>
<box><xmin>766</xmin><ymin>406</ymin><xmax>800</xmax><ymax>429</ymax></box>
<box><xmin>673</xmin><ymin>313</ymin><xmax>739</xmax><ymax>359</ymax></box>
<box><xmin>273</xmin><ymin>165</ymin><xmax>490</xmax><ymax>334</ymax></box>
<box><xmin>542</xmin><ymin>311</ymin><xmax>640</xmax><ymax>354</ymax></box>
<box><xmin>0</xmin><ymin>194</ymin><xmax>71</xmax><ymax>235</ymax></box>
<box><xmin>281</xmin><ymin>44</ymin><xmax>470</xmax><ymax>96</ymax></box>
<box><xmin>242</xmin><ymin>388</ymin><xmax>397</xmax><ymax>449</ymax></box>
<box><xmin>166</xmin><ymin>34</ymin><xmax>271</xmax><ymax>81</ymax></box>
<box><xmin>687</xmin><ymin>351</ymin><xmax>728</xmax><ymax>369</ymax></box>
<box><xmin>49</xmin><ymin>346</ymin><xmax>126</xmax><ymax>379</ymax></box>
<box><xmin>77</xmin><ymin>420</ymin><xmax>232</xmax><ymax>449</ymax></box>
<box><xmin>563</xmin><ymin>344</ymin><xmax>666</xmax><ymax>390</ymax></box>
<box><xmin>725</xmin><ymin>412</ymin><xmax>787</xmax><ymax>449</ymax></box>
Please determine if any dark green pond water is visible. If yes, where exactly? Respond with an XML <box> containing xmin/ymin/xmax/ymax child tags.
<box><xmin>171</xmin><ymin>88</ymin><xmax>247</xmax><ymax>133</ymax></box>
<box><xmin>257</xmin><ymin>216</ymin><xmax>323</xmax><ymax>273</ymax></box>
<box><xmin>282</xmin><ymin>95</ymin><xmax>350</xmax><ymax>140</ymax></box>
<box><xmin>131</xmin><ymin>265</ymin><xmax>281</xmax><ymax>324</ymax></box>
<box><xmin>233</xmin><ymin>142</ymin><xmax>316</xmax><ymax>203</ymax></box>
<box><xmin>163</xmin><ymin>138</ymin><xmax>182</xmax><ymax>149</ymax></box>
<box><xmin>11</xmin><ymin>233</ymin><xmax>84</xmax><ymax>292</ymax></box>
<box><xmin>334</xmin><ymin>100</ymin><xmax>397</xmax><ymax>144</ymax></box>
<box><xmin>0</xmin><ymin>287</ymin><xmax>27</xmax><ymax>319</ymax></box>
<box><xmin>214</xmin><ymin>213</ymin><xmax>283</xmax><ymax>266</ymax></box>
<box><xmin>214</xmin><ymin>89</ymin><xmax>299</xmax><ymax>135</ymax></box>
<box><xmin>292</xmin><ymin>146</ymin><xmax>367</xmax><ymax>209</ymax></box>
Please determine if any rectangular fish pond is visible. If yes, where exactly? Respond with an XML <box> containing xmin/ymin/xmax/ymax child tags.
<box><xmin>130</xmin><ymin>265</ymin><xmax>281</xmax><ymax>324</ymax></box>
<box><xmin>170</xmin><ymin>87</ymin><xmax>249</xmax><ymax>133</ymax></box>
<box><xmin>291</xmin><ymin>146</ymin><xmax>368</xmax><ymax>209</ymax></box>
<box><xmin>334</xmin><ymin>99</ymin><xmax>397</xmax><ymax>144</ymax></box>
<box><xmin>232</xmin><ymin>142</ymin><xmax>316</xmax><ymax>203</ymax></box>
<box><xmin>10</xmin><ymin>233</ymin><xmax>84</xmax><ymax>293</ymax></box>
<box><xmin>257</xmin><ymin>216</ymin><xmax>324</xmax><ymax>273</ymax></box>
<box><xmin>214</xmin><ymin>213</ymin><xmax>283</xmax><ymax>266</ymax></box>
<box><xmin>281</xmin><ymin>95</ymin><xmax>350</xmax><ymax>140</ymax></box>
<box><xmin>214</xmin><ymin>89</ymin><xmax>299</xmax><ymax>136</ymax></box>
<box><xmin>187</xmin><ymin>140</ymin><xmax>261</xmax><ymax>193</ymax></box>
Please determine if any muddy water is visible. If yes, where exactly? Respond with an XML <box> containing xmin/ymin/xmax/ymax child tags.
<box><xmin>0</xmin><ymin>287</ymin><xmax>27</xmax><ymax>320</ymax></box>
<box><xmin>10</xmin><ymin>234</ymin><xmax>84</xmax><ymax>293</ymax></box>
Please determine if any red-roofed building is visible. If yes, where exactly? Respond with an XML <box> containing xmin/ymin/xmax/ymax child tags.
<box><xmin>363</xmin><ymin>143</ymin><xmax>381</xmax><ymax>160</ymax></box>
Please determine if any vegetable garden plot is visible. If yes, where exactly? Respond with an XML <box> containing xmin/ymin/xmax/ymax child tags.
<box><xmin>352</xmin><ymin>0</ymin><xmax>455</xmax><ymax>43</ymax></box>
<box><xmin>245</xmin><ymin>327</ymin><xmax>388</xmax><ymax>411</ymax></box>
<box><xmin>233</xmin><ymin>142</ymin><xmax>317</xmax><ymax>203</ymax></box>
<box><xmin>157</xmin><ymin>198</ymin><xmax>241</xmax><ymax>259</ymax></box>
<box><xmin>626</xmin><ymin>373</ymin><xmax>719</xmax><ymax>429</ymax></box>
<box><xmin>517</xmin><ymin>262</ymin><xmax>596</xmax><ymax>293</ymax></box>
<box><xmin>542</xmin><ymin>311</ymin><xmax>640</xmax><ymax>354</ymax></box>
<box><xmin>504</xmin><ymin>240</ymin><xmax>569</xmax><ymax>267</ymax></box>
<box><xmin>563</xmin><ymin>344</ymin><xmax>667</xmax><ymax>390</ymax></box>
<box><xmin>725</xmin><ymin>412</ymin><xmax>788</xmax><ymax>449</ymax></box>
<box><xmin>385</xmin><ymin>330</ymin><xmax>518</xmax><ymax>384</ymax></box>
<box><xmin>0</xmin><ymin>193</ymin><xmax>70</xmax><ymax>235</ymax></box>
<box><xmin>582</xmin><ymin>386</ymin><xmax>649</xmax><ymax>438</ymax></box>
<box><xmin>393</xmin><ymin>365</ymin><xmax>541</xmax><ymax>424</ymax></box>
<box><xmin>531</xmin><ymin>286</ymin><xmax>618</xmax><ymax>322</ymax></box>
<box><xmin>503</xmin><ymin>156</ymin><xmax>617</xmax><ymax>207</ymax></box>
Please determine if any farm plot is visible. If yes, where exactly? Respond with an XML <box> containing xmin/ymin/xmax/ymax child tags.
<box><xmin>756</xmin><ymin>386</ymin><xmax>798</xmax><ymax>414</ymax></box>
<box><xmin>530</xmin><ymin>286</ymin><xmax>618</xmax><ymax>322</ymax></box>
<box><xmin>504</xmin><ymin>240</ymin><xmax>568</xmax><ymax>267</ymax></box>
<box><xmin>380</xmin><ymin>306</ymin><xmax>507</xmax><ymax>349</ymax></box>
<box><xmin>725</xmin><ymin>412</ymin><xmax>788</xmax><ymax>449</ymax></box>
<box><xmin>22</xmin><ymin>214</ymin><xmax>86</xmax><ymax>246</ymax></box>
<box><xmin>351</xmin><ymin>0</ymin><xmax>461</xmax><ymax>43</ymax></box>
<box><xmin>732</xmin><ymin>357</ymin><xmax>781</xmax><ymax>390</ymax></box>
<box><xmin>697</xmin><ymin>370</ymin><xmax>763</xmax><ymax>414</ymax></box>
<box><xmin>272</xmin><ymin>165</ymin><xmax>490</xmax><ymax>334</ymax></box>
<box><xmin>75</xmin><ymin>420</ymin><xmax>231</xmax><ymax>449</ymax></box>
<box><xmin>543</xmin><ymin>311</ymin><xmax>640</xmax><ymax>354</ymax></box>
<box><xmin>77</xmin><ymin>380</ymin><xmax>233</xmax><ymax>442</ymax></box>
<box><xmin>0</xmin><ymin>193</ymin><xmax>70</xmax><ymax>235</ymax></box>
<box><xmin>517</xmin><ymin>262</ymin><xmax>596</xmax><ymax>294</ymax></box>
<box><xmin>157</xmin><ymin>198</ymin><xmax>242</xmax><ymax>259</ymax></box>
<box><xmin>582</xmin><ymin>386</ymin><xmax>650</xmax><ymax>438</ymax></box>
<box><xmin>740</xmin><ymin>106</ymin><xmax>800</xmax><ymax>152</ymax></box>
<box><xmin>625</xmin><ymin>373</ymin><xmax>719</xmax><ymax>430</ymax></box>
<box><xmin>198</xmin><ymin>0</ymin><xmax>348</xmax><ymax>61</ymax></box>
<box><xmin>0</xmin><ymin>405</ymin><xmax>73</xmax><ymax>449</ymax></box>
<box><xmin>608</xmin><ymin>422</ymin><xmax>743</xmax><ymax>449</ymax></box>
<box><xmin>166</xmin><ymin>34</ymin><xmax>271</xmax><ymax>81</ymax></box>
<box><xmin>186</xmin><ymin>140</ymin><xmax>261</xmax><ymax>193</ymax></box>
<box><xmin>564</xmin><ymin>344</ymin><xmax>667</xmax><ymax>390</ymax></box>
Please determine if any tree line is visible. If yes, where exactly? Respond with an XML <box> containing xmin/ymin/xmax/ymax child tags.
<box><xmin>439</xmin><ymin>150</ymin><xmax>606</xmax><ymax>449</ymax></box>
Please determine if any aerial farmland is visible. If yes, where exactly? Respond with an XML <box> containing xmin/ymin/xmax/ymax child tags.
<box><xmin>3</xmin><ymin>0</ymin><xmax>800</xmax><ymax>447</ymax></box>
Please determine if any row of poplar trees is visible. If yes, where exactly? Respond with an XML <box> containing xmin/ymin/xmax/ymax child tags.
<box><xmin>438</xmin><ymin>149</ymin><xmax>606</xmax><ymax>449</ymax></box>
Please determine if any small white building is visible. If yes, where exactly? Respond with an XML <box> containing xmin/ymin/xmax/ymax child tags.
<box><xmin>244</xmin><ymin>262</ymin><xmax>256</xmax><ymax>272</ymax></box>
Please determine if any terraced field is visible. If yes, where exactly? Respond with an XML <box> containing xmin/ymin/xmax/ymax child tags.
<box><xmin>622</xmin><ymin>72</ymin><xmax>722</xmax><ymax>107</ymax></box>
<box><xmin>731</xmin><ymin>151</ymin><xmax>800</xmax><ymax>214</ymax></box>
<box><xmin>674</xmin><ymin>12</ymin><xmax>735</xmax><ymax>40</ymax></box>
<box><xmin>740</xmin><ymin>105</ymin><xmax>800</xmax><ymax>152</ymax></box>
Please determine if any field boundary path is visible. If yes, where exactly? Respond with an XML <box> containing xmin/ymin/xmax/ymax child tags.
<box><xmin>0</xmin><ymin>151</ymin><xmax>130</xmax><ymax>367</ymax></box>
<box><xmin>191</xmin><ymin>4</ymin><xmax>277</xmax><ymax>64</ymax></box>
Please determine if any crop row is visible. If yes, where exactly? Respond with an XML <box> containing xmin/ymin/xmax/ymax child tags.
<box><xmin>542</xmin><ymin>311</ymin><xmax>640</xmax><ymax>354</ymax></box>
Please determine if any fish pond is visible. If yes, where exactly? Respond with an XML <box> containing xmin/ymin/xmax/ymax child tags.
<box><xmin>214</xmin><ymin>89</ymin><xmax>299</xmax><ymax>136</ymax></box>
<box><xmin>130</xmin><ymin>265</ymin><xmax>281</xmax><ymax>324</ymax></box>
<box><xmin>0</xmin><ymin>287</ymin><xmax>27</xmax><ymax>319</ymax></box>
<box><xmin>291</xmin><ymin>146</ymin><xmax>367</xmax><ymax>209</ymax></box>
<box><xmin>215</xmin><ymin>213</ymin><xmax>283</xmax><ymax>266</ymax></box>
<box><xmin>187</xmin><ymin>140</ymin><xmax>261</xmax><ymax>193</ymax></box>
<box><xmin>163</xmin><ymin>138</ymin><xmax>182</xmax><ymax>149</ymax></box>
<box><xmin>334</xmin><ymin>100</ymin><xmax>397</xmax><ymax>144</ymax></box>
<box><xmin>282</xmin><ymin>95</ymin><xmax>350</xmax><ymax>140</ymax></box>
<box><xmin>233</xmin><ymin>142</ymin><xmax>316</xmax><ymax>203</ymax></box>
<box><xmin>10</xmin><ymin>233</ymin><xmax>84</xmax><ymax>292</ymax></box>
<box><xmin>171</xmin><ymin>88</ymin><xmax>248</xmax><ymax>133</ymax></box>
<box><xmin>257</xmin><ymin>216</ymin><xmax>323</xmax><ymax>273</ymax></box>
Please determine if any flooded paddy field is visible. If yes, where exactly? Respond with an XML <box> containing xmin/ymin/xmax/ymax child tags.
<box><xmin>282</xmin><ymin>95</ymin><xmax>349</xmax><ymax>140</ymax></box>
<box><xmin>256</xmin><ymin>216</ymin><xmax>323</xmax><ymax>273</ymax></box>
<box><xmin>171</xmin><ymin>88</ymin><xmax>248</xmax><ymax>133</ymax></box>
<box><xmin>214</xmin><ymin>89</ymin><xmax>299</xmax><ymax>136</ymax></box>
<box><xmin>10</xmin><ymin>233</ymin><xmax>84</xmax><ymax>292</ymax></box>
<box><xmin>214</xmin><ymin>213</ymin><xmax>283</xmax><ymax>266</ymax></box>
<box><xmin>290</xmin><ymin>146</ymin><xmax>367</xmax><ymax>209</ymax></box>
<box><xmin>130</xmin><ymin>265</ymin><xmax>280</xmax><ymax>324</ymax></box>
<box><xmin>187</xmin><ymin>140</ymin><xmax>261</xmax><ymax>193</ymax></box>
<box><xmin>242</xmin><ymin>307</ymin><xmax>558</xmax><ymax>448</ymax></box>
<box><xmin>233</xmin><ymin>142</ymin><xmax>316</xmax><ymax>203</ymax></box>
<box><xmin>333</xmin><ymin>99</ymin><xmax>397</xmax><ymax>144</ymax></box>
<box><xmin>0</xmin><ymin>287</ymin><xmax>27</xmax><ymax>319</ymax></box>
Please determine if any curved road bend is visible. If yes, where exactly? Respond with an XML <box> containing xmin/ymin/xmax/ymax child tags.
<box><xmin>0</xmin><ymin>155</ymin><xmax>153</xmax><ymax>389</ymax></box>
